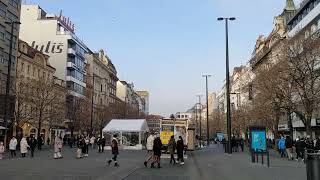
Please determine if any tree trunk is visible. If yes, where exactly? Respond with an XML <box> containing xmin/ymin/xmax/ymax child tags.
<box><xmin>37</xmin><ymin>111</ymin><xmax>42</xmax><ymax>139</ymax></box>
<box><xmin>287</xmin><ymin>110</ymin><xmax>293</xmax><ymax>139</ymax></box>
<box><xmin>305</xmin><ymin>114</ymin><xmax>312</xmax><ymax>138</ymax></box>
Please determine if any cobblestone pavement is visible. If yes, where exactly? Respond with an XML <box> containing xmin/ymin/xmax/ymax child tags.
<box><xmin>0</xmin><ymin>145</ymin><xmax>307</xmax><ymax>180</ymax></box>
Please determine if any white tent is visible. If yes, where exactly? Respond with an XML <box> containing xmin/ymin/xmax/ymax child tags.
<box><xmin>102</xmin><ymin>119</ymin><xmax>149</xmax><ymax>149</ymax></box>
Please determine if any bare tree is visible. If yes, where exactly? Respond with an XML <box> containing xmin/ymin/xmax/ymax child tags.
<box><xmin>27</xmin><ymin>77</ymin><xmax>64</xmax><ymax>139</ymax></box>
<box><xmin>281</xmin><ymin>37</ymin><xmax>320</xmax><ymax>137</ymax></box>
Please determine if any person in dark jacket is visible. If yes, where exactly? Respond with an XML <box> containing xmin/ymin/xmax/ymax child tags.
<box><xmin>100</xmin><ymin>136</ymin><xmax>106</xmax><ymax>153</ymax></box>
<box><xmin>29</xmin><ymin>135</ymin><xmax>38</xmax><ymax>158</ymax></box>
<box><xmin>151</xmin><ymin>137</ymin><xmax>162</xmax><ymax>168</ymax></box>
<box><xmin>295</xmin><ymin>138</ymin><xmax>306</xmax><ymax>161</ymax></box>
<box><xmin>239</xmin><ymin>137</ymin><xmax>244</xmax><ymax>152</ymax></box>
<box><xmin>315</xmin><ymin>137</ymin><xmax>320</xmax><ymax>151</ymax></box>
<box><xmin>176</xmin><ymin>136</ymin><xmax>184</xmax><ymax>165</ymax></box>
<box><xmin>167</xmin><ymin>135</ymin><xmax>176</xmax><ymax>164</ymax></box>
<box><xmin>231</xmin><ymin>136</ymin><xmax>236</xmax><ymax>152</ymax></box>
<box><xmin>108</xmin><ymin>134</ymin><xmax>119</xmax><ymax>167</ymax></box>
<box><xmin>285</xmin><ymin>136</ymin><xmax>293</xmax><ymax>160</ymax></box>
<box><xmin>37</xmin><ymin>136</ymin><xmax>43</xmax><ymax>151</ymax></box>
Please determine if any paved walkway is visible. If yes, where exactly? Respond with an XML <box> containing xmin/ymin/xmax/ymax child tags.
<box><xmin>0</xmin><ymin>145</ymin><xmax>307</xmax><ymax>180</ymax></box>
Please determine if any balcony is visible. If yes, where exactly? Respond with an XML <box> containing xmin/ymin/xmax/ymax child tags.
<box><xmin>68</xmin><ymin>48</ymin><xmax>76</xmax><ymax>56</ymax></box>
<box><xmin>67</xmin><ymin>62</ymin><xmax>76</xmax><ymax>69</ymax></box>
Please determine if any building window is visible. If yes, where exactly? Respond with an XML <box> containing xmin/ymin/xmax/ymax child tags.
<box><xmin>33</xmin><ymin>67</ymin><xmax>35</xmax><ymax>77</ymax></box>
<box><xmin>21</xmin><ymin>62</ymin><xmax>24</xmax><ymax>71</ymax></box>
<box><xmin>0</xmin><ymin>25</ymin><xmax>5</xmax><ymax>40</ymax></box>
<box><xmin>8</xmin><ymin>0</ymin><xmax>19</xmax><ymax>9</ymax></box>
<box><xmin>0</xmin><ymin>2</ymin><xmax>6</xmax><ymax>18</ymax></box>
<box><xmin>101</xmin><ymin>84</ymin><xmax>103</xmax><ymax>92</ymax></box>
<box><xmin>27</xmin><ymin>65</ymin><xmax>30</xmax><ymax>74</ymax></box>
<box><xmin>6</xmin><ymin>10</ymin><xmax>18</xmax><ymax>23</ymax></box>
<box><xmin>311</xmin><ymin>24</ymin><xmax>317</xmax><ymax>34</ymax></box>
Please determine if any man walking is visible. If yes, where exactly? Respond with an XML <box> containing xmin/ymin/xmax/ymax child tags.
<box><xmin>177</xmin><ymin>136</ymin><xmax>185</xmax><ymax>165</ymax></box>
<box><xmin>168</xmin><ymin>135</ymin><xmax>176</xmax><ymax>164</ymax></box>
<box><xmin>285</xmin><ymin>136</ymin><xmax>293</xmax><ymax>160</ymax></box>
<box><xmin>29</xmin><ymin>135</ymin><xmax>38</xmax><ymax>158</ymax></box>
<box><xmin>37</xmin><ymin>136</ymin><xmax>43</xmax><ymax>151</ymax></box>
<box><xmin>144</xmin><ymin>132</ymin><xmax>155</xmax><ymax>167</ymax></box>
<box><xmin>107</xmin><ymin>134</ymin><xmax>119</xmax><ymax>167</ymax></box>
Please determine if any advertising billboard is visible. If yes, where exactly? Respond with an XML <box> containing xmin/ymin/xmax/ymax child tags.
<box><xmin>160</xmin><ymin>125</ymin><xmax>174</xmax><ymax>145</ymax></box>
<box><xmin>250</xmin><ymin>127</ymin><xmax>267</xmax><ymax>152</ymax></box>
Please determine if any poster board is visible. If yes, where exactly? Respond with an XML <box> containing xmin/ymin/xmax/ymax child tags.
<box><xmin>249</xmin><ymin>126</ymin><xmax>267</xmax><ymax>153</ymax></box>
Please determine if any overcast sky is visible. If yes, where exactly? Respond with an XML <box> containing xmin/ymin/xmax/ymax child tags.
<box><xmin>27</xmin><ymin>0</ymin><xmax>301</xmax><ymax>116</ymax></box>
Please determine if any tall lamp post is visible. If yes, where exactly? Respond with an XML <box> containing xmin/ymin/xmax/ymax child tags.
<box><xmin>3</xmin><ymin>21</ymin><xmax>21</xmax><ymax>148</ymax></box>
<box><xmin>218</xmin><ymin>17</ymin><xmax>235</xmax><ymax>154</ymax></box>
<box><xmin>196</xmin><ymin>95</ymin><xmax>202</xmax><ymax>147</ymax></box>
<box><xmin>203</xmin><ymin>75</ymin><xmax>211</xmax><ymax>146</ymax></box>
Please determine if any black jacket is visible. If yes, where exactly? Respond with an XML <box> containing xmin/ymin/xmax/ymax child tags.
<box><xmin>285</xmin><ymin>138</ymin><xmax>293</xmax><ymax>148</ymax></box>
<box><xmin>177</xmin><ymin>139</ymin><xmax>184</xmax><ymax>153</ymax></box>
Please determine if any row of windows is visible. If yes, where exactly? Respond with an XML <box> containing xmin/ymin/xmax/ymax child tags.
<box><xmin>9</xmin><ymin>0</ymin><xmax>19</xmax><ymax>9</ymax></box>
<box><xmin>289</xmin><ymin>0</ymin><xmax>320</xmax><ymax>31</ymax></box>
<box><xmin>20</xmin><ymin>62</ymin><xmax>52</xmax><ymax>80</ymax></box>
<box><xmin>67</xmin><ymin>69</ymin><xmax>84</xmax><ymax>82</ymax></box>
<box><xmin>66</xmin><ymin>81</ymin><xmax>84</xmax><ymax>95</ymax></box>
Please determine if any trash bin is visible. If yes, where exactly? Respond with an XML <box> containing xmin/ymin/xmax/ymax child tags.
<box><xmin>306</xmin><ymin>150</ymin><xmax>320</xmax><ymax>180</ymax></box>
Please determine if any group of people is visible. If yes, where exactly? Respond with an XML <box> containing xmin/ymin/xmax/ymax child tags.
<box><xmin>143</xmin><ymin>133</ymin><xmax>185</xmax><ymax>168</ymax></box>
<box><xmin>0</xmin><ymin>135</ymin><xmax>63</xmax><ymax>159</ymax></box>
<box><xmin>277</xmin><ymin>135</ymin><xmax>320</xmax><ymax>162</ymax></box>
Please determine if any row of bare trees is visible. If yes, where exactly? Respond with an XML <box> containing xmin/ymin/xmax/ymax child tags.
<box><xmin>212</xmin><ymin>36</ymin><xmax>320</xmax><ymax>138</ymax></box>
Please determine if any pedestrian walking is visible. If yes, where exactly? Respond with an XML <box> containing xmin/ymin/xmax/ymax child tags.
<box><xmin>20</xmin><ymin>137</ymin><xmax>29</xmax><ymax>158</ymax></box>
<box><xmin>285</xmin><ymin>136</ymin><xmax>294</xmax><ymax>160</ymax></box>
<box><xmin>177</xmin><ymin>136</ymin><xmax>185</xmax><ymax>165</ymax></box>
<box><xmin>76</xmin><ymin>136</ymin><xmax>84</xmax><ymax>159</ymax></box>
<box><xmin>96</xmin><ymin>136</ymin><xmax>101</xmax><ymax>153</ymax></box>
<box><xmin>239</xmin><ymin>137</ymin><xmax>244</xmax><ymax>152</ymax></box>
<box><xmin>9</xmin><ymin>136</ymin><xmax>17</xmax><ymax>158</ymax></box>
<box><xmin>54</xmin><ymin>136</ymin><xmax>63</xmax><ymax>159</ymax></box>
<box><xmin>278</xmin><ymin>136</ymin><xmax>286</xmax><ymax>158</ymax></box>
<box><xmin>100</xmin><ymin>136</ymin><xmax>106</xmax><ymax>153</ymax></box>
<box><xmin>315</xmin><ymin>137</ymin><xmax>320</xmax><ymax>151</ymax></box>
<box><xmin>107</xmin><ymin>134</ymin><xmax>119</xmax><ymax>167</ymax></box>
<box><xmin>37</xmin><ymin>136</ymin><xmax>43</xmax><ymax>151</ymax></box>
<box><xmin>151</xmin><ymin>137</ymin><xmax>162</xmax><ymax>168</ymax></box>
<box><xmin>144</xmin><ymin>133</ymin><xmax>155</xmax><ymax>167</ymax></box>
<box><xmin>168</xmin><ymin>135</ymin><xmax>176</xmax><ymax>164</ymax></box>
<box><xmin>84</xmin><ymin>136</ymin><xmax>90</xmax><ymax>157</ymax></box>
<box><xmin>90</xmin><ymin>136</ymin><xmax>96</xmax><ymax>149</ymax></box>
<box><xmin>0</xmin><ymin>141</ymin><xmax>4</xmax><ymax>160</ymax></box>
<box><xmin>296</xmin><ymin>138</ymin><xmax>306</xmax><ymax>161</ymax></box>
<box><xmin>80</xmin><ymin>136</ymin><xmax>87</xmax><ymax>157</ymax></box>
<box><xmin>29</xmin><ymin>135</ymin><xmax>37</xmax><ymax>158</ymax></box>
<box><xmin>231</xmin><ymin>136</ymin><xmax>236</xmax><ymax>152</ymax></box>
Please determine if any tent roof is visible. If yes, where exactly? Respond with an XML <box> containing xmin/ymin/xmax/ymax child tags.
<box><xmin>102</xmin><ymin>119</ymin><xmax>149</xmax><ymax>132</ymax></box>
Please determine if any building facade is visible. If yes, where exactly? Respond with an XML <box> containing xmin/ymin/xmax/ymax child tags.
<box><xmin>16</xmin><ymin>40</ymin><xmax>66</xmax><ymax>141</ymax></box>
<box><xmin>0</xmin><ymin>0</ymin><xmax>21</xmax><ymax>128</ymax></box>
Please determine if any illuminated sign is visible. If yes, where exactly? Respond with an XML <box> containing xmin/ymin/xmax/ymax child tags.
<box><xmin>58</xmin><ymin>10</ymin><xmax>75</xmax><ymax>33</ymax></box>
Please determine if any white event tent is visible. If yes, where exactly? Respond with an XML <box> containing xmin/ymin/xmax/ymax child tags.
<box><xmin>102</xmin><ymin>119</ymin><xmax>149</xmax><ymax>149</ymax></box>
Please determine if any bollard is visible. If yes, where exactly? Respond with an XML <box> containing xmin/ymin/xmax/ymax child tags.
<box><xmin>306</xmin><ymin>151</ymin><xmax>320</xmax><ymax>180</ymax></box>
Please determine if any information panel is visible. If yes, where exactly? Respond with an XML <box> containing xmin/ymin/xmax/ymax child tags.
<box><xmin>250</xmin><ymin>127</ymin><xmax>267</xmax><ymax>152</ymax></box>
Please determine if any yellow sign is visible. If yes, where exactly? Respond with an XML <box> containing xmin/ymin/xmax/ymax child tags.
<box><xmin>160</xmin><ymin>131</ymin><xmax>174</xmax><ymax>145</ymax></box>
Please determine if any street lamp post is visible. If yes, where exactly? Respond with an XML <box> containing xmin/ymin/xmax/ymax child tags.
<box><xmin>3</xmin><ymin>21</ymin><xmax>20</xmax><ymax>149</ymax></box>
<box><xmin>218</xmin><ymin>17</ymin><xmax>235</xmax><ymax>154</ymax></box>
<box><xmin>203</xmin><ymin>75</ymin><xmax>212</xmax><ymax>146</ymax></box>
<box><xmin>90</xmin><ymin>74</ymin><xmax>95</xmax><ymax>135</ymax></box>
<box><xmin>196</xmin><ymin>95</ymin><xmax>202</xmax><ymax>148</ymax></box>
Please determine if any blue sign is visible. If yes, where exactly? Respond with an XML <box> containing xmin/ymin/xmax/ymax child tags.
<box><xmin>251</xmin><ymin>130</ymin><xmax>266</xmax><ymax>152</ymax></box>
<box><xmin>216</xmin><ymin>133</ymin><xmax>225</xmax><ymax>141</ymax></box>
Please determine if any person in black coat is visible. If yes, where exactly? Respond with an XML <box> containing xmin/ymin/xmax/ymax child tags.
<box><xmin>315</xmin><ymin>137</ymin><xmax>320</xmax><ymax>151</ymax></box>
<box><xmin>239</xmin><ymin>137</ymin><xmax>244</xmax><ymax>152</ymax></box>
<box><xmin>295</xmin><ymin>138</ymin><xmax>306</xmax><ymax>161</ymax></box>
<box><xmin>151</xmin><ymin>137</ymin><xmax>162</xmax><ymax>168</ymax></box>
<box><xmin>37</xmin><ymin>136</ymin><xmax>43</xmax><ymax>151</ymax></box>
<box><xmin>176</xmin><ymin>136</ymin><xmax>185</xmax><ymax>165</ymax></box>
<box><xmin>29</xmin><ymin>135</ymin><xmax>38</xmax><ymax>158</ymax></box>
<box><xmin>107</xmin><ymin>134</ymin><xmax>119</xmax><ymax>167</ymax></box>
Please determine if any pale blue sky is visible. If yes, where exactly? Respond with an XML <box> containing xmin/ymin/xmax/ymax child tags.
<box><xmin>26</xmin><ymin>0</ymin><xmax>300</xmax><ymax>116</ymax></box>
